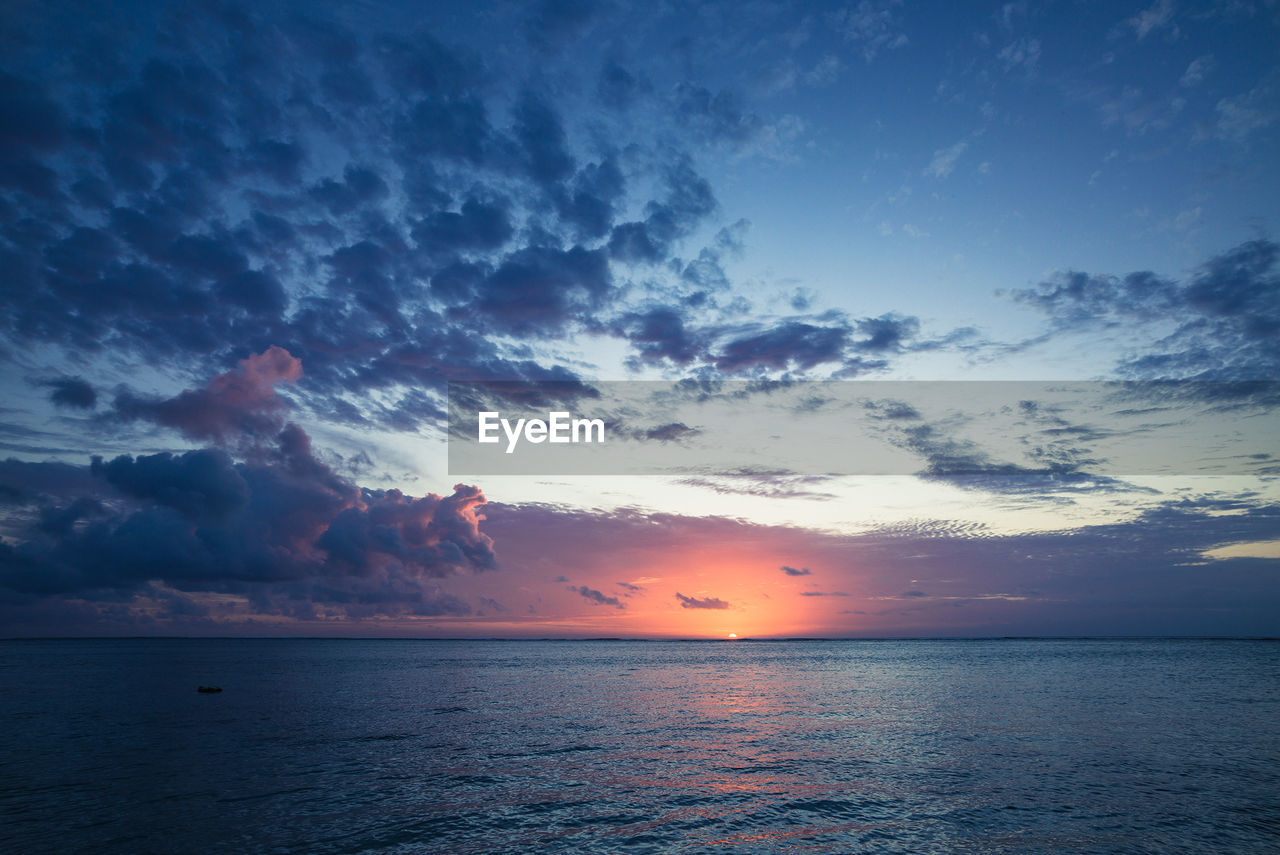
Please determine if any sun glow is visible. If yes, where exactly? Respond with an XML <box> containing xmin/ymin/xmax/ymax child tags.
<box><xmin>728</xmin><ymin>633</ymin><xmax>737</xmax><ymax>638</ymax></box>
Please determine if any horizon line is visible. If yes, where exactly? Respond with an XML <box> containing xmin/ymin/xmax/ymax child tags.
<box><xmin>3</xmin><ymin>635</ymin><xmax>1278</xmax><ymax>642</ymax></box>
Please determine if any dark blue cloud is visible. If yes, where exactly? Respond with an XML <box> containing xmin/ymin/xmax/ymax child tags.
<box><xmin>241</xmin><ymin>138</ymin><xmax>306</xmax><ymax>184</ymax></box>
<box><xmin>93</xmin><ymin>449</ymin><xmax>249</xmax><ymax>523</ymax></box>
<box><xmin>611</xmin><ymin>305</ymin><xmax>939</xmax><ymax>377</ymax></box>
<box><xmin>555</xmin><ymin>156</ymin><xmax>625</xmax><ymax>241</ymax></box>
<box><xmin>0</xmin><ymin>459</ymin><xmax>99</xmax><ymax>504</ymax></box>
<box><xmin>0</xmin><ymin>1</ymin><xmax>751</xmax><ymax>434</ymax></box>
<box><xmin>1</xmin><ymin>0</ymin><xmax>952</xmax><ymax>440</ymax></box>
<box><xmin>414</xmin><ymin>197</ymin><xmax>513</xmax><ymax>256</ymax></box>
<box><xmin>471</xmin><ymin>245</ymin><xmax>612</xmax><ymax>336</ymax></box>
<box><xmin>597</xmin><ymin>60</ymin><xmax>649</xmax><ymax>110</ymax></box>
<box><xmin>1012</xmin><ymin>239</ymin><xmax>1280</xmax><ymax>381</ymax></box>
<box><xmin>715</xmin><ymin>321</ymin><xmax>850</xmax><ymax>372</ymax></box>
<box><xmin>615</xmin><ymin>307</ymin><xmax>704</xmax><ymax>366</ymax></box>
<box><xmin>853</xmin><ymin>314</ymin><xmax>920</xmax><ymax>353</ymax></box>
<box><xmin>608</xmin><ymin>158</ymin><xmax>717</xmax><ymax>265</ymax></box>
<box><xmin>0</xmin><ymin>432</ymin><xmax>494</xmax><ymax>608</ymax></box>
<box><xmin>0</xmin><ymin>73</ymin><xmax>66</xmax><ymax>152</ymax></box>
<box><xmin>308</xmin><ymin>166</ymin><xmax>389</xmax><ymax>217</ymax></box>
<box><xmin>74</xmin><ymin>344</ymin><xmax>514</xmax><ymax>609</ymax></box>
<box><xmin>514</xmin><ymin>91</ymin><xmax>575</xmax><ymax>184</ymax></box>
<box><xmin>44</xmin><ymin>377</ymin><xmax>96</xmax><ymax>409</ymax></box>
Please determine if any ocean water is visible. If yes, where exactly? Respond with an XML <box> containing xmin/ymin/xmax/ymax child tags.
<box><xmin>1</xmin><ymin>639</ymin><xmax>1277</xmax><ymax>854</ymax></box>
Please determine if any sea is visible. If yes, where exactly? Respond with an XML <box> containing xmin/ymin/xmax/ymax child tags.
<box><xmin>1</xmin><ymin>638</ymin><xmax>1277</xmax><ymax>854</ymax></box>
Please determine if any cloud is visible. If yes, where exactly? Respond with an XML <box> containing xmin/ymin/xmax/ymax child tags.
<box><xmin>678</xmin><ymin>468</ymin><xmax>838</xmax><ymax>500</ymax></box>
<box><xmin>568</xmin><ymin>585</ymin><xmax>624</xmax><ymax>608</ymax></box>
<box><xmin>1128</xmin><ymin>0</ymin><xmax>1177</xmax><ymax>40</ymax></box>
<box><xmin>113</xmin><ymin>346</ymin><xmax>303</xmax><ymax>446</ymax></box>
<box><xmin>799</xmin><ymin>590</ymin><xmax>851</xmax><ymax>597</ymax></box>
<box><xmin>832</xmin><ymin>1</ymin><xmax>909</xmax><ymax>62</ymax></box>
<box><xmin>319</xmin><ymin>483</ymin><xmax>496</xmax><ymax>575</ymax></box>
<box><xmin>781</xmin><ymin>565</ymin><xmax>811</xmax><ymax>576</ymax></box>
<box><xmin>1180</xmin><ymin>55</ymin><xmax>1213</xmax><ymax>88</ymax></box>
<box><xmin>1096</xmin><ymin>85</ymin><xmax>1185</xmax><ymax>135</ymax></box>
<box><xmin>853</xmin><ymin>313</ymin><xmax>920</xmax><ymax>352</ymax></box>
<box><xmin>608</xmin><ymin>157</ymin><xmax>718</xmax><ymax>265</ymax></box>
<box><xmin>476</xmin><ymin>596</ymin><xmax>508</xmax><ymax>614</ymax></box>
<box><xmin>513</xmin><ymin>91</ymin><xmax>575</xmax><ymax>183</ymax></box>
<box><xmin>93</xmin><ymin>449</ymin><xmax>250</xmax><ymax>523</ymax></box>
<box><xmin>672</xmin><ymin>83</ymin><xmax>762</xmax><ymax>146</ymax></box>
<box><xmin>0</xmin><ymin>354</ymin><xmax>496</xmax><ymax>616</ymax></box>
<box><xmin>807</xmin><ymin>54</ymin><xmax>843</xmax><ymax>86</ymax></box>
<box><xmin>714</xmin><ymin>321</ymin><xmax>850</xmax><ymax>372</ymax></box>
<box><xmin>414</xmin><ymin>197</ymin><xmax>514</xmax><ymax>256</ymax></box>
<box><xmin>997</xmin><ymin>38</ymin><xmax>1040</xmax><ymax>75</ymax></box>
<box><xmin>675</xmin><ymin>591</ymin><xmax>730</xmax><ymax>609</ymax></box>
<box><xmin>1211</xmin><ymin>72</ymin><xmax>1280</xmax><ymax>142</ymax></box>
<box><xmin>925</xmin><ymin>140</ymin><xmax>968</xmax><ymax>179</ymax></box>
<box><xmin>0</xmin><ymin>0</ymin><xmax>956</xmax><ymax>426</ymax></box>
<box><xmin>886</xmin><ymin>413</ymin><xmax>1130</xmax><ymax>495</ymax></box>
<box><xmin>642</xmin><ymin>423</ymin><xmax>701</xmax><ymax>443</ymax></box>
<box><xmin>0</xmin><ymin>72</ymin><xmax>66</xmax><ymax>152</ymax></box>
<box><xmin>471</xmin><ymin>245</ymin><xmax>613</xmax><ymax>336</ymax></box>
<box><xmin>0</xmin><ymin>458</ymin><xmax>100</xmax><ymax>504</ymax></box>
<box><xmin>614</xmin><ymin>307</ymin><xmax>937</xmax><ymax>378</ymax></box>
<box><xmin>615</xmin><ymin>307</ymin><xmax>704</xmax><ymax>366</ymax></box>
<box><xmin>44</xmin><ymin>377</ymin><xmax>97</xmax><ymax>409</ymax></box>
<box><xmin>9</xmin><ymin>476</ymin><xmax>1280</xmax><ymax>633</ymax></box>
<box><xmin>1</xmin><ymin>439</ymin><xmax>494</xmax><ymax>607</ymax></box>
<box><xmin>1010</xmin><ymin>239</ymin><xmax>1280</xmax><ymax>380</ymax></box>
<box><xmin>0</xmin><ymin>3</ymin><xmax>752</xmax><ymax>435</ymax></box>
<box><xmin>863</xmin><ymin>399</ymin><xmax>922</xmax><ymax>421</ymax></box>
<box><xmin>477</xmin><ymin>497</ymin><xmax>1280</xmax><ymax>636</ymax></box>
<box><xmin>598</xmin><ymin>60</ymin><xmax>649</xmax><ymax>110</ymax></box>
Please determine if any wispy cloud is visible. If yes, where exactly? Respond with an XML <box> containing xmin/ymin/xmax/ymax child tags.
<box><xmin>925</xmin><ymin>140</ymin><xmax>969</xmax><ymax>179</ymax></box>
<box><xmin>1128</xmin><ymin>0</ymin><xmax>1177</xmax><ymax>40</ymax></box>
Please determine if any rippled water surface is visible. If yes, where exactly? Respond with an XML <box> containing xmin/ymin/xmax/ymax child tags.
<box><xmin>2</xmin><ymin>638</ymin><xmax>1278</xmax><ymax>853</ymax></box>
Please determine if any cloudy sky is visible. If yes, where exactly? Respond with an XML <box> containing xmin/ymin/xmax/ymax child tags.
<box><xmin>1</xmin><ymin>0</ymin><xmax>1278</xmax><ymax>637</ymax></box>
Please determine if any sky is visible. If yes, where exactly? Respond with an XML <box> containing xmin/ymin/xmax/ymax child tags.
<box><xmin>1</xmin><ymin>0</ymin><xmax>1278</xmax><ymax>637</ymax></box>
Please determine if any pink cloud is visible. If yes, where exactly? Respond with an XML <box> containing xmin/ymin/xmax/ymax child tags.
<box><xmin>116</xmin><ymin>346</ymin><xmax>303</xmax><ymax>445</ymax></box>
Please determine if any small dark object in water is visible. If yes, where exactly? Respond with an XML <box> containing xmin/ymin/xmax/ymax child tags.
<box><xmin>197</xmin><ymin>686</ymin><xmax>222</xmax><ymax>693</ymax></box>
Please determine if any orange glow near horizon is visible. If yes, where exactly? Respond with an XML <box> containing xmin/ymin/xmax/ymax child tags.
<box><xmin>559</xmin><ymin>544</ymin><xmax>851</xmax><ymax>638</ymax></box>
<box><xmin>430</xmin><ymin>524</ymin><xmax>884</xmax><ymax>638</ymax></box>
